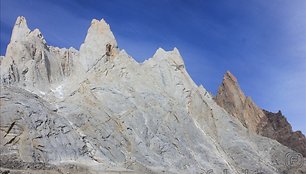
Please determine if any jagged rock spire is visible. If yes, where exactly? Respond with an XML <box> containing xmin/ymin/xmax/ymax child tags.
<box><xmin>10</xmin><ymin>16</ymin><xmax>31</xmax><ymax>42</ymax></box>
<box><xmin>151</xmin><ymin>47</ymin><xmax>185</xmax><ymax>68</ymax></box>
<box><xmin>1</xmin><ymin>16</ymin><xmax>306</xmax><ymax>173</ymax></box>
<box><xmin>79</xmin><ymin>18</ymin><xmax>118</xmax><ymax>71</ymax></box>
<box><xmin>84</xmin><ymin>19</ymin><xmax>117</xmax><ymax>45</ymax></box>
<box><xmin>215</xmin><ymin>71</ymin><xmax>265</xmax><ymax>132</ymax></box>
<box><xmin>1</xmin><ymin>16</ymin><xmax>78</xmax><ymax>92</ymax></box>
<box><xmin>215</xmin><ymin>71</ymin><xmax>247</xmax><ymax>118</ymax></box>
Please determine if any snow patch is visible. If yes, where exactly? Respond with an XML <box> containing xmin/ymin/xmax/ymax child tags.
<box><xmin>51</xmin><ymin>85</ymin><xmax>64</xmax><ymax>98</ymax></box>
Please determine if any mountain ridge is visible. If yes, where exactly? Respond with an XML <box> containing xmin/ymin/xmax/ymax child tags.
<box><xmin>0</xmin><ymin>16</ymin><xmax>305</xmax><ymax>174</ymax></box>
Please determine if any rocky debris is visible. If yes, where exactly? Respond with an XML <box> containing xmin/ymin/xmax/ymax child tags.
<box><xmin>215</xmin><ymin>71</ymin><xmax>306</xmax><ymax>157</ymax></box>
<box><xmin>0</xmin><ymin>154</ymin><xmax>58</xmax><ymax>171</ymax></box>
<box><xmin>0</xmin><ymin>154</ymin><xmax>98</xmax><ymax>174</ymax></box>
<box><xmin>1</xmin><ymin>16</ymin><xmax>306</xmax><ymax>173</ymax></box>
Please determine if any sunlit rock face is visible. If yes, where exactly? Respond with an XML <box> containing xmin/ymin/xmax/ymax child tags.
<box><xmin>215</xmin><ymin>71</ymin><xmax>306</xmax><ymax>157</ymax></box>
<box><xmin>79</xmin><ymin>19</ymin><xmax>118</xmax><ymax>71</ymax></box>
<box><xmin>215</xmin><ymin>71</ymin><xmax>266</xmax><ymax>133</ymax></box>
<box><xmin>0</xmin><ymin>16</ymin><xmax>305</xmax><ymax>174</ymax></box>
<box><xmin>0</xmin><ymin>16</ymin><xmax>79</xmax><ymax>94</ymax></box>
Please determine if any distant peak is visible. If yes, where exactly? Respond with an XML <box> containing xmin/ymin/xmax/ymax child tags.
<box><xmin>172</xmin><ymin>47</ymin><xmax>180</xmax><ymax>55</ymax></box>
<box><xmin>15</xmin><ymin>16</ymin><xmax>28</xmax><ymax>29</ymax></box>
<box><xmin>10</xmin><ymin>16</ymin><xmax>31</xmax><ymax>42</ymax></box>
<box><xmin>151</xmin><ymin>47</ymin><xmax>185</xmax><ymax>67</ymax></box>
<box><xmin>219</xmin><ymin>71</ymin><xmax>243</xmax><ymax>96</ymax></box>
<box><xmin>82</xmin><ymin>18</ymin><xmax>116</xmax><ymax>45</ymax></box>
<box><xmin>153</xmin><ymin>47</ymin><xmax>166</xmax><ymax>58</ymax></box>
<box><xmin>89</xmin><ymin>18</ymin><xmax>111</xmax><ymax>31</ymax></box>
<box><xmin>224</xmin><ymin>71</ymin><xmax>238</xmax><ymax>83</ymax></box>
<box><xmin>154</xmin><ymin>47</ymin><xmax>181</xmax><ymax>55</ymax></box>
<box><xmin>215</xmin><ymin>70</ymin><xmax>246</xmax><ymax>116</ymax></box>
<box><xmin>219</xmin><ymin>71</ymin><xmax>242</xmax><ymax>91</ymax></box>
<box><xmin>82</xmin><ymin>18</ymin><xmax>116</xmax><ymax>44</ymax></box>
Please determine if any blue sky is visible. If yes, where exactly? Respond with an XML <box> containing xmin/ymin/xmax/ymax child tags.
<box><xmin>1</xmin><ymin>0</ymin><xmax>305</xmax><ymax>134</ymax></box>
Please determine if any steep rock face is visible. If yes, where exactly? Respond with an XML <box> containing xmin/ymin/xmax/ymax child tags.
<box><xmin>1</xmin><ymin>16</ymin><xmax>306</xmax><ymax>173</ymax></box>
<box><xmin>215</xmin><ymin>71</ymin><xmax>265</xmax><ymax>132</ymax></box>
<box><xmin>215</xmin><ymin>71</ymin><xmax>306</xmax><ymax>157</ymax></box>
<box><xmin>79</xmin><ymin>19</ymin><xmax>118</xmax><ymax>71</ymax></box>
<box><xmin>0</xmin><ymin>16</ymin><xmax>79</xmax><ymax>92</ymax></box>
<box><xmin>0</xmin><ymin>86</ymin><xmax>88</xmax><ymax>163</ymax></box>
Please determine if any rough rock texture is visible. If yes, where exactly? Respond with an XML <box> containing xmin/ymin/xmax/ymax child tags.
<box><xmin>215</xmin><ymin>71</ymin><xmax>266</xmax><ymax>133</ymax></box>
<box><xmin>0</xmin><ymin>87</ymin><xmax>87</xmax><ymax>162</ymax></box>
<box><xmin>261</xmin><ymin>110</ymin><xmax>306</xmax><ymax>157</ymax></box>
<box><xmin>0</xmin><ymin>16</ymin><xmax>79</xmax><ymax>93</ymax></box>
<box><xmin>1</xmin><ymin>16</ymin><xmax>306</xmax><ymax>173</ymax></box>
<box><xmin>79</xmin><ymin>19</ymin><xmax>118</xmax><ymax>71</ymax></box>
<box><xmin>215</xmin><ymin>71</ymin><xmax>306</xmax><ymax>157</ymax></box>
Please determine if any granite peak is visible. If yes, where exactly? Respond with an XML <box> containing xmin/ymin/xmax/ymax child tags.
<box><xmin>1</xmin><ymin>16</ymin><xmax>305</xmax><ymax>174</ymax></box>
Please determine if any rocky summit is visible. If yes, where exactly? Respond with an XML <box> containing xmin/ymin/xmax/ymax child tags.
<box><xmin>215</xmin><ymin>71</ymin><xmax>306</xmax><ymax>158</ymax></box>
<box><xmin>0</xmin><ymin>16</ymin><xmax>305</xmax><ymax>174</ymax></box>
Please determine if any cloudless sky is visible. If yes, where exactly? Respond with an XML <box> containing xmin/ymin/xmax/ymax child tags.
<box><xmin>1</xmin><ymin>0</ymin><xmax>305</xmax><ymax>134</ymax></box>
